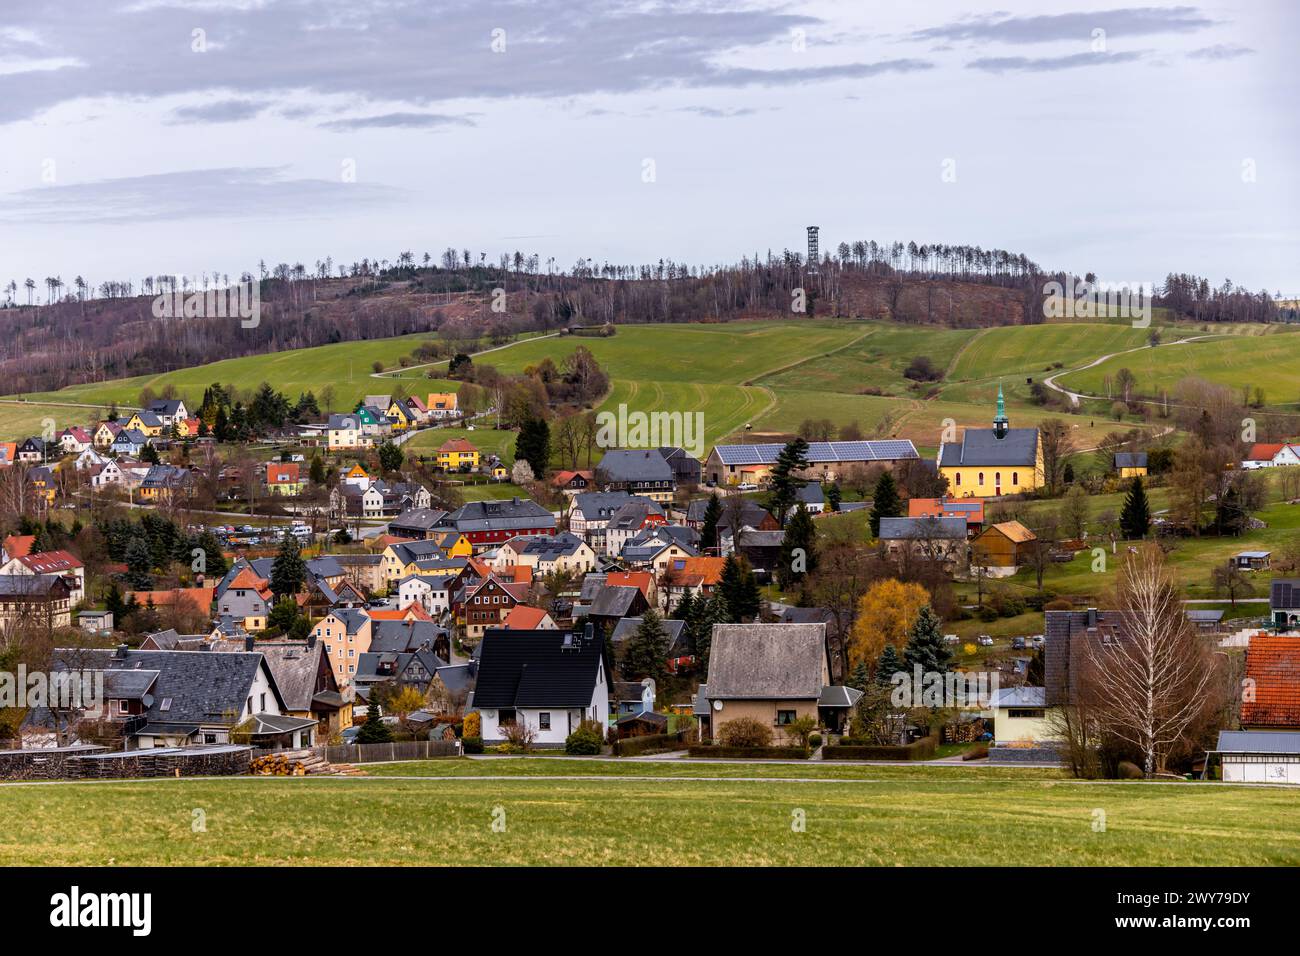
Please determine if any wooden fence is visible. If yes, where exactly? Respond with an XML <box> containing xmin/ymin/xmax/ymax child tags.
<box><xmin>320</xmin><ymin>740</ymin><xmax>459</xmax><ymax>764</ymax></box>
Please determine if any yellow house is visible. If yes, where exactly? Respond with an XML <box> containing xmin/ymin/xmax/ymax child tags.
<box><xmin>437</xmin><ymin>438</ymin><xmax>480</xmax><ymax>472</ymax></box>
<box><xmin>990</xmin><ymin>687</ymin><xmax>1058</xmax><ymax>747</ymax></box>
<box><xmin>124</xmin><ymin>411</ymin><xmax>165</xmax><ymax>438</ymax></box>
<box><xmin>93</xmin><ymin>422</ymin><xmax>119</xmax><ymax>448</ymax></box>
<box><xmin>1115</xmin><ymin>452</ymin><xmax>1148</xmax><ymax>478</ymax></box>
<box><xmin>385</xmin><ymin>400</ymin><xmax>415</xmax><ymax>431</ymax></box>
<box><xmin>938</xmin><ymin>386</ymin><xmax>1043</xmax><ymax>499</ymax></box>
<box><xmin>382</xmin><ymin>532</ymin><xmax>472</xmax><ymax>582</ymax></box>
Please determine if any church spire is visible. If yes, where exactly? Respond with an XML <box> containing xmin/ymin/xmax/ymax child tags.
<box><xmin>994</xmin><ymin>381</ymin><xmax>1008</xmax><ymax>439</ymax></box>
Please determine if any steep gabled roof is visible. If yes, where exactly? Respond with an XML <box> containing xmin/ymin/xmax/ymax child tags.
<box><xmin>705</xmin><ymin>623</ymin><xmax>827</xmax><ymax>700</ymax></box>
<box><xmin>472</xmin><ymin>627</ymin><xmax>605</xmax><ymax>709</ymax></box>
<box><xmin>1241</xmin><ymin>635</ymin><xmax>1300</xmax><ymax>728</ymax></box>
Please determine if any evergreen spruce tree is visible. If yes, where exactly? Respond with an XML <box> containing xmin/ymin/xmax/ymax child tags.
<box><xmin>869</xmin><ymin>471</ymin><xmax>902</xmax><ymax>537</ymax></box>
<box><xmin>309</xmin><ymin>453</ymin><xmax>326</xmax><ymax>485</ymax></box>
<box><xmin>777</xmin><ymin>503</ymin><xmax>817</xmax><ymax>589</ymax></box>
<box><xmin>699</xmin><ymin>493</ymin><xmax>723</xmax><ymax>553</ymax></box>
<box><xmin>902</xmin><ymin>606</ymin><xmax>951</xmax><ymax>675</ymax></box>
<box><xmin>689</xmin><ymin>594</ymin><xmax>728</xmax><ymax>674</ymax></box>
<box><xmin>1120</xmin><ymin>475</ymin><xmax>1151</xmax><ymax>539</ymax></box>
<box><xmin>767</xmin><ymin>437</ymin><xmax>810</xmax><ymax>524</ymax></box>
<box><xmin>377</xmin><ymin>440</ymin><xmax>403</xmax><ymax>474</ymax></box>
<box><xmin>826</xmin><ymin>482</ymin><xmax>842</xmax><ymax>512</ymax></box>
<box><xmin>356</xmin><ymin>697</ymin><xmax>393</xmax><ymax>744</ymax></box>
<box><xmin>123</xmin><ymin>538</ymin><xmax>153</xmax><ymax>590</ymax></box>
<box><xmin>672</xmin><ymin>590</ymin><xmax>696</xmax><ymax>621</ymax></box>
<box><xmin>874</xmin><ymin>643</ymin><xmax>905</xmax><ymax>687</ymax></box>
<box><xmin>270</xmin><ymin>532</ymin><xmax>307</xmax><ymax>600</ymax></box>
<box><xmin>718</xmin><ymin>554</ymin><xmax>761</xmax><ymax>623</ymax></box>
<box><xmin>515</xmin><ymin>417</ymin><xmax>551</xmax><ymax>478</ymax></box>
<box><xmin>620</xmin><ymin>608</ymin><xmax>670</xmax><ymax>685</ymax></box>
<box><xmin>847</xmin><ymin>659</ymin><xmax>872</xmax><ymax>692</ymax></box>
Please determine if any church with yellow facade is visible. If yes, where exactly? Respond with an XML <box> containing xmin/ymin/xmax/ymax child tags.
<box><xmin>938</xmin><ymin>385</ymin><xmax>1043</xmax><ymax>498</ymax></box>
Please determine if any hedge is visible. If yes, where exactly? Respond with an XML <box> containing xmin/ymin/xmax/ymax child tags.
<box><xmin>614</xmin><ymin>731</ymin><xmax>690</xmax><ymax>757</ymax></box>
<box><xmin>823</xmin><ymin>736</ymin><xmax>938</xmax><ymax>761</ymax></box>
<box><xmin>688</xmin><ymin>746</ymin><xmax>810</xmax><ymax>760</ymax></box>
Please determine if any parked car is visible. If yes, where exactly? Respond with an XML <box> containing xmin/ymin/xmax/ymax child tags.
<box><xmin>1011</xmin><ymin>637</ymin><xmax>1026</xmax><ymax>650</ymax></box>
<box><xmin>977</xmin><ymin>635</ymin><xmax>994</xmax><ymax>647</ymax></box>
<box><xmin>737</xmin><ymin>482</ymin><xmax>757</xmax><ymax>491</ymax></box>
<box><xmin>943</xmin><ymin>634</ymin><xmax>959</xmax><ymax>644</ymax></box>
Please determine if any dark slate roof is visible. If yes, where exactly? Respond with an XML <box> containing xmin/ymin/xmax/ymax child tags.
<box><xmin>607</xmin><ymin>498</ymin><xmax>664</xmax><ymax>531</ymax></box>
<box><xmin>244</xmin><ymin>714</ymin><xmax>317</xmax><ymax>735</ymax></box>
<box><xmin>1215</xmin><ymin>730</ymin><xmax>1300</xmax><ymax>754</ymax></box>
<box><xmin>610</xmin><ymin>617</ymin><xmax>688</xmax><ymax>654</ymax></box>
<box><xmin>795</xmin><ymin>483</ymin><xmax>825</xmax><ymax>504</ymax></box>
<box><xmin>1271</xmin><ymin>579</ymin><xmax>1300</xmax><ymax>610</ymax></box>
<box><xmin>434</xmin><ymin>663</ymin><xmax>475</xmax><ymax>695</ymax></box>
<box><xmin>705</xmin><ymin>623</ymin><xmax>827</xmax><ymax>700</ymax></box>
<box><xmin>1186</xmin><ymin>609</ymin><xmax>1225</xmax><ymax>623</ymax></box>
<box><xmin>570</xmin><ymin>491</ymin><xmax>636</xmax><ymax>519</ymax></box>
<box><xmin>1114</xmin><ymin>452</ymin><xmax>1148</xmax><ymax>469</ymax></box>
<box><xmin>1044</xmin><ymin>609</ymin><xmax>1126</xmax><ymax>706</ymax></box>
<box><xmin>685</xmin><ymin>497</ymin><xmax>774</xmax><ymax>530</ymax></box>
<box><xmin>588</xmin><ymin>585</ymin><xmax>644</xmax><ymax>618</ymax></box>
<box><xmin>256</xmin><ymin>642</ymin><xmax>331</xmax><ymax>712</ymax></box>
<box><xmin>328</xmin><ymin>413</ymin><xmax>362</xmax><ymax>430</ymax></box>
<box><xmin>57</xmin><ymin>648</ymin><xmax>282</xmax><ymax>726</ymax></box>
<box><xmin>472</xmin><ymin>628</ymin><xmax>606</xmax><ymax>709</ymax></box>
<box><xmin>390</xmin><ymin>508</ymin><xmax>450</xmax><ymax>532</ymax></box>
<box><xmin>596</xmin><ymin>449</ymin><xmax>674</xmax><ymax>483</ymax></box>
<box><xmin>692</xmin><ymin>684</ymin><xmax>711</xmax><ymax>716</ymax></box>
<box><xmin>512</xmin><ymin>531</ymin><xmax>587</xmax><ymax>560</ymax></box>
<box><xmin>370</xmin><ymin>619</ymin><xmax>448</xmax><ymax>654</ymax></box>
<box><xmin>878</xmin><ymin>516</ymin><xmax>968</xmax><ymax>540</ymax></box>
<box><xmin>442</xmin><ymin>498</ymin><xmax>556</xmax><ymax>533</ymax></box>
<box><xmin>102</xmin><ymin>668</ymin><xmax>160</xmax><ymax>700</ymax></box>
<box><xmin>817</xmin><ymin>685</ymin><xmax>864</xmax><ymax>708</ymax></box>
<box><xmin>938</xmin><ymin>427</ymin><xmax>1039</xmax><ymax>468</ymax></box>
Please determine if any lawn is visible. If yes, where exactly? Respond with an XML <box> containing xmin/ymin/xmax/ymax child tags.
<box><xmin>3</xmin><ymin>761</ymin><xmax>1298</xmax><ymax>865</ymax></box>
<box><xmin>0</xmin><ymin>401</ymin><xmax>112</xmax><ymax>442</ymax></box>
<box><xmin>1056</xmin><ymin>328</ymin><xmax>1300</xmax><ymax>405</ymax></box>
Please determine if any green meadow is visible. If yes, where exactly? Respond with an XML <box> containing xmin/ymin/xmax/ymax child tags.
<box><xmin>2</xmin><ymin>759</ymin><xmax>1297</xmax><ymax>866</ymax></box>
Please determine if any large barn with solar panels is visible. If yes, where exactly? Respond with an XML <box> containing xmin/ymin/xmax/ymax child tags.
<box><xmin>703</xmin><ymin>439</ymin><xmax>920</xmax><ymax>486</ymax></box>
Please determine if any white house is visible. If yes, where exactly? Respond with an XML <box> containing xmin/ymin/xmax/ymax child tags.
<box><xmin>396</xmin><ymin>573</ymin><xmax>455</xmax><ymax>617</ymax></box>
<box><xmin>473</xmin><ymin>627</ymin><xmax>610</xmax><ymax>747</ymax></box>
<box><xmin>327</xmin><ymin>414</ymin><xmax>362</xmax><ymax>450</ymax></box>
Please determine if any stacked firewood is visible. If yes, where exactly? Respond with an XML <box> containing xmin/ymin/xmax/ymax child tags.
<box><xmin>249</xmin><ymin>753</ymin><xmax>307</xmax><ymax>776</ymax></box>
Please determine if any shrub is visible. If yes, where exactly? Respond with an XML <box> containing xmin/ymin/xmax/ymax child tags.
<box><xmin>783</xmin><ymin>715</ymin><xmax>818</xmax><ymax>750</ymax></box>
<box><xmin>963</xmin><ymin>743</ymin><xmax>990</xmax><ymax>761</ymax></box>
<box><xmin>717</xmin><ymin>717</ymin><xmax>773</xmax><ymax>748</ymax></box>
<box><xmin>498</xmin><ymin>720</ymin><xmax>536</xmax><ymax>753</ymax></box>
<box><xmin>808</xmin><ymin>733</ymin><xmax>823</xmax><ymax>749</ymax></box>
<box><xmin>463</xmin><ymin>711</ymin><xmax>481</xmax><ymax>739</ymax></box>
<box><xmin>615</xmin><ymin>731</ymin><xmax>691</xmax><ymax>756</ymax></box>
<box><xmin>462</xmin><ymin>737</ymin><xmax>483</xmax><ymax>754</ymax></box>
<box><xmin>1116</xmin><ymin>760</ymin><xmax>1144</xmax><ymax>779</ymax></box>
<box><xmin>1044</xmin><ymin>598</ymin><xmax>1073</xmax><ymax>611</ymax></box>
<box><xmin>565</xmin><ymin>719</ymin><xmax>604</xmax><ymax>755</ymax></box>
<box><xmin>688</xmin><ymin>745</ymin><xmax>810</xmax><ymax>759</ymax></box>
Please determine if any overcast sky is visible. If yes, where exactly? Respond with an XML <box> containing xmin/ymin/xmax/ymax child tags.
<box><xmin>0</xmin><ymin>1</ymin><xmax>1295</xmax><ymax>294</ymax></box>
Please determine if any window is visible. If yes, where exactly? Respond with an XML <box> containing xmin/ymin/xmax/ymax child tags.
<box><xmin>995</xmin><ymin>472</ymin><xmax>1001</xmax><ymax>486</ymax></box>
<box><xmin>978</xmin><ymin>472</ymin><xmax>985</xmax><ymax>486</ymax></box>
<box><xmin>1012</xmin><ymin>472</ymin><xmax>1019</xmax><ymax>486</ymax></box>
<box><xmin>1009</xmin><ymin>709</ymin><xmax>1045</xmax><ymax>719</ymax></box>
<box><xmin>539</xmin><ymin>712</ymin><xmax>551</xmax><ymax>730</ymax></box>
<box><xmin>246</xmin><ymin>696</ymin><xmax>253</xmax><ymax>712</ymax></box>
<box><xmin>955</xmin><ymin>473</ymin><xmax>961</xmax><ymax>487</ymax></box>
<box><xmin>776</xmin><ymin>710</ymin><xmax>797</xmax><ymax>725</ymax></box>
<box><xmin>499</xmin><ymin>708</ymin><xmax>516</xmax><ymax>726</ymax></box>
<box><xmin>259</xmin><ymin>693</ymin><xmax>266</xmax><ymax>710</ymax></box>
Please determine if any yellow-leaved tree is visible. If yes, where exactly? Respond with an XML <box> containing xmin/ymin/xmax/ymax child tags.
<box><xmin>849</xmin><ymin>579</ymin><xmax>931</xmax><ymax>666</ymax></box>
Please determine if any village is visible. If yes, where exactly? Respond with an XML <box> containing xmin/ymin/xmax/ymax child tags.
<box><xmin>1</xmin><ymin>373</ymin><xmax>1297</xmax><ymax>789</ymax></box>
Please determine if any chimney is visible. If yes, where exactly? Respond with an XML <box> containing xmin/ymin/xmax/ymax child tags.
<box><xmin>113</xmin><ymin>643</ymin><xmax>128</xmax><ymax>660</ymax></box>
<box><xmin>584</xmin><ymin>620</ymin><xmax>595</xmax><ymax>643</ymax></box>
<box><xmin>1085</xmin><ymin>608</ymin><xmax>1097</xmax><ymax>628</ymax></box>
<box><xmin>245</xmin><ymin>635</ymin><xmax>255</xmax><ymax>651</ymax></box>
<box><xmin>307</xmin><ymin>632</ymin><xmax>317</xmax><ymax>649</ymax></box>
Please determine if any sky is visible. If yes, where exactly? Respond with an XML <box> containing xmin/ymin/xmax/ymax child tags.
<box><xmin>0</xmin><ymin>0</ymin><xmax>1296</xmax><ymax>296</ymax></box>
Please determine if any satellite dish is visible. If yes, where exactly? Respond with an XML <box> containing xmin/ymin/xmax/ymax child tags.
<box><xmin>142</xmin><ymin>693</ymin><xmax>154</xmax><ymax>708</ymax></box>
<box><xmin>712</xmin><ymin>700</ymin><xmax>723</xmax><ymax>712</ymax></box>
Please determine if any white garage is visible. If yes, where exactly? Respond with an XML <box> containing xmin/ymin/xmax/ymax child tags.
<box><xmin>1213</xmin><ymin>731</ymin><xmax>1300</xmax><ymax>784</ymax></box>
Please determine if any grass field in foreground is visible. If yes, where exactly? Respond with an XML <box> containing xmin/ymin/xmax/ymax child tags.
<box><xmin>2</xmin><ymin>760</ymin><xmax>1298</xmax><ymax>865</ymax></box>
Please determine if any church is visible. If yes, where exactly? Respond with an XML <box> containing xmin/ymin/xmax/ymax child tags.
<box><xmin>938</xmin><ymin>385</ymin><xmax>1043</xmax><ymax>498</ymax></box>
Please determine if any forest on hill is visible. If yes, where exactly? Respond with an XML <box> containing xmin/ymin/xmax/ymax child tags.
<box><xmin>1</xmin><ymin>241</ymin><xmax>1289</xmax><ymax>396</ymax></box>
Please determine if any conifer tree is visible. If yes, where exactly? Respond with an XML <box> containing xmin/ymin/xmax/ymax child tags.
<box><xmin>869</xmin><ymin>471</ymin><xmax>902</xmax><ymax>537</ymax></box>
<box><xmin>1120</xmin><ymin>475</ymin><xmax>1151</xmax><ymax>539</ymax></box>
<box><xmin>777</xmin><ymin>503</ymin><xmax>817</xmax><ymax>589</ymax></box>
<box><xmin>902</xmin><ymin>606</ymin><xmax>951</xmax><ymax>675</ymax></box>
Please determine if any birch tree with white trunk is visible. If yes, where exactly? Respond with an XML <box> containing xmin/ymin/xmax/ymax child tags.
<box><xmin>1080</xmin><ymin>544</ymin><xmax>1218</xmax><ymax>777</ymax></box>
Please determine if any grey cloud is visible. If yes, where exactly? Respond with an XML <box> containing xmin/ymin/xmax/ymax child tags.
<box><xmin>913</xmin><ymin>7</ymin><xmax>1214</xmax><ymax>45</ymax></box>
<box><xmin>968</xmin><ymin>50</ymin><xmax>1147</xmax><ymax>73</ymax></box>
<box><xmin>168</xmin><ymin>99</ymin><xmax>267</xmax><ymax>123</ymax></box>
<box><xmin>319</xmin><ymin>112</ymin><xmax>476</xmax><ymax>131</ymax></box>
<box><xmin>0</xmin><ymin>166</ymin><xmax>405</xmax><ymax>224</ymax></box>
<box><xmin>1187</xmin><ymin>43</ymin><xmax>1255</xmax><ymax>60</ymax></box>
<box><xmin>0</xmin><ymin>1</ymin><xmax>923</xmax><ymax>124</ymax></box>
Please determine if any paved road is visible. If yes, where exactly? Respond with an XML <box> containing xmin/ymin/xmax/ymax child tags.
<box><xmin>1042</xmin><ymin>333</ymin><xmax>1223</xmax><ymax>407</ymax></box>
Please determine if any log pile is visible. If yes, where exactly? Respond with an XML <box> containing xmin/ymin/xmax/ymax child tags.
<box><xmin>250</xmin><ymin>753</ymin><xmax>307</xmax><ymax>776</ymax></box>
<box><xmin>250</xmin><ymin>748</ymin><xmax>365</xmax><ymax>777</ymax></box>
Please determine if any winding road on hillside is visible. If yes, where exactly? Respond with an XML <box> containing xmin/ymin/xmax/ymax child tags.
<box><xmin>1041</xmin><ymin>333</ymin><xmax>1224</xmax><ymax>407</ymax></box>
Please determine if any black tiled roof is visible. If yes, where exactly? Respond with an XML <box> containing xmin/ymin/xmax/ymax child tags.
<box><xmin>472</xmin><ymin>628</ymin><xmax>606</xmax><ymax>709</ymax></box>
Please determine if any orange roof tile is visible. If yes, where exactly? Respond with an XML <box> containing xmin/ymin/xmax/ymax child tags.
<box><xmin>501</xmin><ymin>605</ymin><xmax>552</xmax><ymax>629</ymax></box>
<box><xmin>1241</xmin><ymin>634</ymin><xmax>1300</xmax><ymax>727</ymax></box>
<box><xmin>2</xmin><ymin>534</ymin><xmax>36</xmax><ymax>559</ymax></box>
